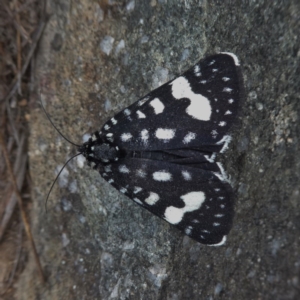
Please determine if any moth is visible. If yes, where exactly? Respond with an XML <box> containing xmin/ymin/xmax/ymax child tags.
<box><xmin>70</xmin><ymin>53</ymin><xmax>242</xmax><ymax>246</ymax></box>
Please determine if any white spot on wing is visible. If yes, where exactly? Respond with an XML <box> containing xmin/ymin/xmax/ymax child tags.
<box><xmin>223</xmin><ymin>87</ymin><xmax>233</xmax><ymax>93</ymax></box>
<box><xmin>104</xmin><ymin>165</ymin><xmax>112</xmax><ymax>173</ymax></box>
<box><xmin>149</xmin><ymin>98</ymin><xmax>165</xmax><ymax>114</ymax></box>
<box><xmin>120</xmin><ymin>187</ymin><xmax>127</xmax><ymax>194</ymax></box>
<box><xmin>145</xmin><ymin>192</ymin><xmax>160</xmax><ymax>205</ymax></box>
<box><xmin>153</xmin><ymin>170</ymin><xmax>172</xmax><ymax>182</ymax></box>
<box><xmin>106</xmin><ymin>135</ymin><xmax>114</xmax><ymax>142</ymax></box>
<box><xmin>104</xmin><ymin>124</ymin><xmax>110</xmax><ymax>130</ymax></box>
<box><xmin>219</xmin><ymin>121</ymin><xmax>226</xmax><ymax>127</ymax></box>
<box><xmin>133</xmin><ymin>186</ymin><xmax>142</xmax><ymax>194</ymax></box>
<box><xmin>164</xmin><ymin>191</ymin><xmax>206</xmax><ymax>224</ymax></box>
<box><xmin>138</xmin><ymin>97</ymin><xmax>149</xmax><ymax>106</ymax></box>
<box><xmin>204</xmin><ymin>153</ymin><xmax>216</xmax><ymax>163</ymax></box>
<box><xmin>170</xmin><ymin>76</ymin><xmax>212</xmax><ymax>121</ymax></box>
<box><xmin>225</xmin><ymin>110</ymin><xmax>232</xmax><ymax>115</ymax></box>
<box><xmin>194</xmin><ymin>65</ymin><xmax>201</xmax><ymax>76</ymax></box>
<box><xmin>136</xmin><ymin>169</ymin><xmax>146</xmax><ymax>178</ymax></box>
<box><xmin>123</xmin><ymin>109</ymin><xmax>131</xmax><ymax>116</ymax></box>
<box><xmin>121</xmin><ymin>133</ymin><xmax>133</xmax><ymax>142</ymax></box>
<box><xmin>222</xmin><ymin>77</ymin><xmax>230</xmax><ymax>82</ymax></box>
<box><xmin>213</xmin><ymin>162</ymin><xmax>229</xmax><ymax>182</ymax></box>
<box><xmin>181</xmin><ymin>192</ymin><xmax>205</xmax><ymax>212</ymax></box>
<box><xmin>133</xmin><ymin>198</ymin><xmax>143</xmax><ymax>205</ymax></box>
<box><xmin>119</xmin><ymin>165</ymin><xmax>130</xmax><ymax>173</ymax></box>
<box><xmin>111</xmin><ymin>117</ymin><xmax>117</xmax><ymax>125</ymax></box>
<box><xmin>208</xmin><ymin>235</ymin><xmax>227</xmax><ymax>247</ymax></box>
<box><xmin>220</xmin><ymin>52</ymin><xmax>240</xmax><ymax>66</ymax></box>
<box><xmin>183</xmin><ymin>132</ymin><xmax>196</xmax><ymax>144</ymax></box>
<box><xmin>185</xmin><ymin>226</ymin><xmax>193</xmax><ymax>235</ymax></box>
<box><xmin>108</xmin><ymin>179</ymin><xmax>114</xmax><ymax>183</ymax></box>
<box><xmin>216</xmin><ymin>135</ymin><xmax>232</xmax><ymax>153</ymax></box>
<box><xmin>136</xmin><ymin>110</ymin><xmax>146</xmax><ymax>118</ymax></box>
<box><xmin>155</xmin><ymin>128</ymin><xmax>175</xmax><ymax>141</ymax></box>
<box><xmin>211</xmin><ymin>130</ymin><xmax>218</xmax><ymax>138</ymax></box>
<box><xmin>140</xmin><ymin>129</ymin><xmax>149</xmax><ymax>144</ymax></box>
<box><xmin>215</xmin><ymin>214</ymin><xmax>224</xmax><ymax>218</ymax></box>
<box><xmin>228</xmin><ymin>99</ymin><xmax>234</xmax><ymax>104</ymax></box>
<box><xmin>164</xmin><ymin>207</ymin><xmax>184</xmax><ymax>225</ymax></box>
<box><xmin>181</xmin><ymin>170</ymin><xmax>192</xmax><ymax>181</ymax></box>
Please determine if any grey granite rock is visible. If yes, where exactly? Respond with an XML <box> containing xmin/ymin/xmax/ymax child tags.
<box><xmin>18</xmin><ymin>0</ymin><xmax>300</xmax><ymax>299</ymax></box>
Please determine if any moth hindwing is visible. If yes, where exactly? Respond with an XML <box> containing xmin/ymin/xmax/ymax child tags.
<box><xmin>79</xmin><ymin>53</ymin><xmax>243</xmax><ymax>246</ymax></box>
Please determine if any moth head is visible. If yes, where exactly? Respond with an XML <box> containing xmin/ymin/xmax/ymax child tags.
<box><xmin>78</xmin><ymin>138</ymin><xmax>120</xmax><ymax>165</ymax></box>
<box><xmin>93</xmin><ymin>143</ymin><xmax>120</xmax><ymax>163</ymax></box>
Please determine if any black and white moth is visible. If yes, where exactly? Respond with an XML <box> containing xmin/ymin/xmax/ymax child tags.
<box><xmin>77</xmin><ymin>53</ymin><xmax>243</xmax><ymax>246</ymax></box>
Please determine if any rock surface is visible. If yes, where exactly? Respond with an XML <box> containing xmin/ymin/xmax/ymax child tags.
<box><xmin>18</xmin><ymin>0</ymin><xmax>300</xmax><ymax>299</ymax></box>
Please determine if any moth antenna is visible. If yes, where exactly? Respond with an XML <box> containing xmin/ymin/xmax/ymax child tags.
<box><xmin>39</xmin><ymin>92</ymin><xmax>80</xmax><ymax>147</ymax></box>
<box><xmin>45</xmin><ymin>153</ymin><xmax>82</xmax><ymax>211</ymax></box>
<box><xmin>40</xmin><ymin>91</ymin><xmax>83</xmax><ymax>209</ymax></box>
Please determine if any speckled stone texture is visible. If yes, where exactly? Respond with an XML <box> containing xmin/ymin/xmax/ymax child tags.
<box><xmin>18</xmin><ymin>0</ymin><xmax>300</xmax><ymax>299</ymax></box>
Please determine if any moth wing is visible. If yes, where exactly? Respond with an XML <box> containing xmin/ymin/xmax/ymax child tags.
<box><xmin>101</xmin><ymin>158</ymin><xmax>234</xmax><ymax>245</ymax></box>
<box><xmin>100</xmin><ymin>53</ymin><xmax>243</xmax><ymax>153</ymax></box>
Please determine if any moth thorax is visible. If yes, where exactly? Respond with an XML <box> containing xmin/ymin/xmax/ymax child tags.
<box><xmin>93</xmin><ymin>143</ymin><xmax>119</xmax><ymax>162</ymax></box>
